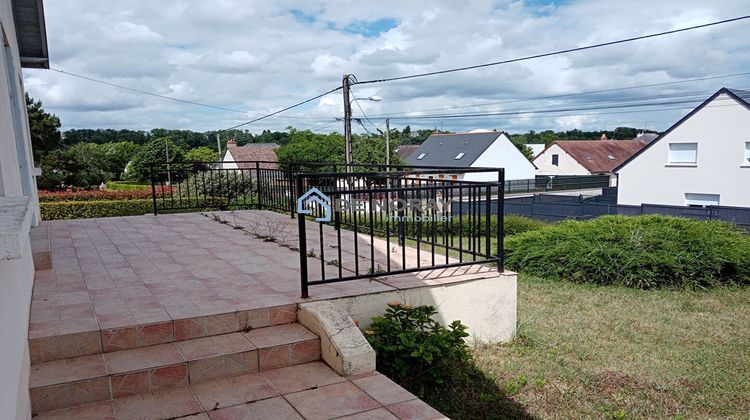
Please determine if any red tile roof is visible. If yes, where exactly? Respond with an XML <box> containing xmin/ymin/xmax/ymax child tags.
<box><xmin>553</xmin><ymin>140</ymin><xmax>647</xmax><ymax>173</ymax></box>
<box><xmin>226</xmin><ymin>143</ymin><xmax>279</xmax><ymax>169</ymax></box>
<box><xmin>396</xmin><ymin>145</ymin><xmax>419</xmax><ymax>162</ymax></box>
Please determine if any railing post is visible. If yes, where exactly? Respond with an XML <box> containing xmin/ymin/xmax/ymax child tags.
<box><xmin>498</xmin><ymin>169</ymin><xmax>504</xmax><ymax>272</ymax></box>
<box><xmin>296</xmin><ymin>174</ymin><xmax>309</xmax><ymax>298</ymax></box>
<box><xmin>397</xmin><ymin>178</ymin><xmax>406</xmax><ymax>246</ymax></box>
<box><xmin>289</xmin><ymin>165</ymin><xmax>296</xmax><ymax>219</ymax></box>
<box><xmin>255</xmin><ymin>161</ymin><xmax>262</xmax><ymax>210</ymax></box>
<box><xmin>150</xmin><ymin>166</ymin><xmax>158</xmax><ymax>216</ymax></box>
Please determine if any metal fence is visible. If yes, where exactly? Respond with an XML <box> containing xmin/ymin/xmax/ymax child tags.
<box><xmin>505</xmin><ymin>174</ymin><xmax>610</xmax><ymax>194</ymax></box>
<box><xmin>500</xmin><ymin>193</ymin><xmax>750</xmax><ymax>229</ymax></box>
<box><xmin>295</xmin><ymin>167</ymin><xmax>505</xmax><ymax>298</ymax></box>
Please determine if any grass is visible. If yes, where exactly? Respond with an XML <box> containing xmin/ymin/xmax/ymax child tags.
<box><xmin>469</xmin><ymin>274</ymin><xmax>750</xmax><ymax>419</ymax></box>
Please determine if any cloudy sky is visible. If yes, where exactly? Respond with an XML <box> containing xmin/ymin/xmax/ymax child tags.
<box><xmin>23</xmin><ymin>0</ymin><xmax>750</xmax><ymax>135</ymax></box>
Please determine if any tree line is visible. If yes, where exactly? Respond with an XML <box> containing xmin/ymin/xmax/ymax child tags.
<box><xmin>27</xmin><ymin>94</ymin><xmax>656</xmax><ymax>191</ymax></box>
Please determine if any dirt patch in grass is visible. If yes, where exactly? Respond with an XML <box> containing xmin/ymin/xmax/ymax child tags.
<box><xmin>472</xmin><ymin>274</ymin><xmax>750</xmax><ymax>418</ymax></box>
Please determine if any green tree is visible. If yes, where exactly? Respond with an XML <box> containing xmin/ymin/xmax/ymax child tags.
<box><xmin>352</xmin><ymin>136</ymin><xmax>403</xmax><ymax>170</ymax></box>
<box><xmin>127</xmin><ymin>137</ymin><xmax>186</xmax><ymax>182</ymax></box>
<box><xmin>38</xmin><ymin>143</ymin><xmax>111</xmax><ymax>189</ymax></box>
<box><xmin>26</xmin><ymin>93</ymin><xmax>61</xmax><ymax>160</ymax></box>
<box><xmin>186</xmin><ymin>146</ymin><xmax>218</xmax><ymax>163</ymax></box>
<box><xmin>101</xmin><ymin>141</ymin><xmax>140</xmax><ymax>179</ymax></box>
<box><xmin>275</xmin><ymin>129</ymin><xmax>345</xmax><ymax>171</ymax></box>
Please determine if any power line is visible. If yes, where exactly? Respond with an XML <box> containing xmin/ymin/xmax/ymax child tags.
<box><xmin>366</xmin><ymin>71</ymin><xmax>750</xmax><ymax>117</ymax></box>
<box><xmin>51</xmin><ymin>68</ymin><xmax>252</xmax><ymax>114</ymax></box>
<box><xmin>353</xmin><ymin>16</ymin><xmax>750</xmax><ymax>85</ymax></box>
<box><xmin>349</xmin><ymin>86</ymin><xmax>379</xmax><ymax>130</ymax></box>
<box><xmin>384</xmin><ymin>94</ymin><xmax>744</xmax><ymax>121</ymax></box>
<box><xmin>222</xmin><ymin>86</ymin><xmax>342</xmax><ymax>131</ymax></box>
<box><xmin>50</xmin><ymin>67</ymin><xmax>333</xmax><ymax>122</ymax></box>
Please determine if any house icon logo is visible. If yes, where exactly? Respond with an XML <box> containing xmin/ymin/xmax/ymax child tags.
<box><xmin>297</xmin><ymin>187</ymin><xmax>331</xmax><ymax>222</ymax></box>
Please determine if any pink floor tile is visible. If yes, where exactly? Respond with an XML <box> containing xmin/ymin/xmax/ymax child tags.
<box><xmin>210</xmin><ymin>396</ymin><xmax>303</xmax><ymax>420</ymax></box>
<box><xmin>285</xmin><ymin>381</ymin><xmax>381</xmax><ymax>420</ymax></box>
<box><xmin>352</xmin><ymin>373</ymin><xmax>417</xmax><ymax>406</ymax></box>
<box><xmin>34</xmin><ymin>401</ymin><xmax>115</xmax><ymax>420</ymax></box>
<box><xmin>262</xmin><ymin>361</ymin><xmax>347</xmax><ymax>394</ymax></box>
<box><xmin>385</xmin><ymin>399</ymin><xmax>448</xmax><ymax>420</ymax></box>
<box><xmin>339</xmin><ymin>408</ymin><xmax>400</xmax><ymax>420</ymax></box>
<box><xmin>242</xmin><ymin>323</ymin><xmax>317</xmax><ymax>349</ymax></box>
<box><xmin>112</xmin><ymin>386</ymin><xmax>204</xmax><ymax>419</ymax></box>
<box><xmin>191</xmin><ymin>371</ymin><xmax>278</xmax><ymax>410</ymax></box>
<box><xmin>176</xmin><ymin>333</ymin><xmax>255</xmax><ymax>361</ymax></box>
<box><xmin>104</xmin><ymin>343</ymin><xmax>185</xmax><ymax>374</ymax></box>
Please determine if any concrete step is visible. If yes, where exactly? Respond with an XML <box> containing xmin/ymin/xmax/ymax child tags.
<box><xmin>33</xmin><ymin>362</ymin><xmax>439</xmax><ymax>420</ymax></box>
<box><xmin>30</xmin><ymin>323</ymin><xmax>320</xmax><ymax>415</ymax></box>
<box><xmin>29</xmin><ymin>303</ymin><xmax>298</xmax><ymax>364</ymax></box>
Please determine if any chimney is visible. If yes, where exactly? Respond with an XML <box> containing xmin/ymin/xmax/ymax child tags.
<box><xmin>227</xmin><ymin>139</ymin><xmax>237</xmax><ymax>148</ymax></box>
<box><xmin>600</xmin><ymin>133</ymin><xmax>608</xmax><ymax>141</ymax></box>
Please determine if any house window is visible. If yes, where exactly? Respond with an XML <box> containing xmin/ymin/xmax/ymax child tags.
<box><xmin>551</xmin><ymin>154</ymin><xmax>559</xmax><ymax>166</ymax></box>
<box><xmin>685</xmin><ymin>193</ymin><xmax>719</xmax><ymax>207</ymax></box>
<box><xmin>607</xmin><ymin>154</ymin><xmax>615</xmax><ymax>160</ymax></box>
<box><xmin>744</xmin><ymin>142</ymin><xmax>750</xmax><ymax>164</ymax></box>
<box><xmin>450</xmin><ymin>175</ymin><xmax>458</xmax><ymax>180</ymax></box>
<box><xmin>668</xmin><ymin>143</ymin><xmax>697</xmax><ymax>164</ymax></box>
<box><xmin>454</xmin><ymin>152</ymin><xmax>465</xmax><ymax>160</ymax></box>
<box><xmin>417</xmin><ymin>153</ymin><xmax>427</xmax><ymax>160</ymax></box>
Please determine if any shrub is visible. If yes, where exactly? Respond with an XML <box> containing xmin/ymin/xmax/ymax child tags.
<box><xmin>358</xmin><ymin>215</ymin><xmax>545</xmax><ymax>238</ymax></box>
<box><xmin>504</xmin><ymin>215</ymin><xmax>750</xmax><ymax>288</ymax></box>
<box><xmin>503</xmin><ymin>214</ymin><xmax>547</xmax><ymax>236</ymax></box>
<box><xmin>38</xmin><ymin>188</ymin><xmax>171</xmax><ymax>202</ymax></box>
<box><xmin>41</xmin><ymin>199</ymin><xmax>153</xmax><ymax>220</ymax></box>
<box><xmin>105</xmin><ymin>181</ymin><xmax>150</xmax><ymax>191</ymax></box>
<box><xmin>365</xmin><ymin>302</ymin><xmax>470</xmax><ymax>395</ymax></box>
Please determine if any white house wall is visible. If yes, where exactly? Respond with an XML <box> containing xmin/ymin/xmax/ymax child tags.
<box><xmin>533</xmin><ymin>144</ymin><xmax>590</xmax><ymax>176</ymax></box>
<box><xmin>465</xmin><ymin>133</ymin><xmax>536</xmax><ymax>181</ymax></box>
<box><xmin>617</xmin><ymin>93</ymin><xmax>750</xmax><ymax>207</ymax></box>
<box><xmin>221</xmin><ymin>150</ymin><xmax>238</xmax><ymax>169</ymax></box>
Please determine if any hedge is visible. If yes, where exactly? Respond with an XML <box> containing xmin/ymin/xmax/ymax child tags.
<box><xmin>39</xmin><ymin>189</ymin><xmax>152</xmax><ymax>202</ymax></box>
<box><xmin>41</xmin><ymin>199</ymin><xmax>153</xmax><ymax>220</ymax></box>
<box><xmin>350</xmin><ymin>214</ymin><xmax>546</xmax><ymax>237</ymax></box>
<box><xmin>504</xmin><ymin>215</ymin><xmax>750</xmax><ymax>288</ymax></box>
<box><xmin>105</xmin><ymin>181</ymin><xmax>150</xmax><ymax>191</ymax></box>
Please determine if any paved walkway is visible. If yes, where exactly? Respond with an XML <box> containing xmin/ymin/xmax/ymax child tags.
<box><xmin>30</xmin><ymin>211</ymin><xmax>497</xmax><ymax>345</ymax></box>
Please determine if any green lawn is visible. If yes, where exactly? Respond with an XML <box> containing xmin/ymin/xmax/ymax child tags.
<box><xmin>470</xmin><ymin>274</ymin><xmax>750</xmax><ymax>419</ymax></box>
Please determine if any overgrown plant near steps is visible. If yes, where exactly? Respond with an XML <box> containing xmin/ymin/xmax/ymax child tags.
<box><xmin>504</xmin><ymin>215</ymin><xmax>750</xmax><ymax>288</ymax></box>
<box><xmin>365</xmin><ymin>302</ymin><xmax>532</xmax><ymax>419</ymax></box>
<box><xmin>365</xmin><ymin>302</ymin><xmax>470</xmax><ymax>394</ymax></box>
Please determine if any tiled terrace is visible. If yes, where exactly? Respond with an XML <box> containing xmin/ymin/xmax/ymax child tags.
<box><xmin>30</xmin><ymin>209</ymin><xmax>497</xmax><ymax>353</ymax></box>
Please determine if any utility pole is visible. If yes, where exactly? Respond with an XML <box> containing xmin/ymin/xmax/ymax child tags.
<box><xmin>385</xmin><ymin>118</ymin><xmax>390</xmax><ymax>171</ymax></box>
<box><xmin>216</xmin><ymin>132</ymin><xmax>222</xmax><ymax>169</ymax></box>
<box><xmin>342</xmin><ymin>74</ymin><xmax>353</xmax><ymax>174</ymax></box>
<box><xmin>165</xmin><ymin>140</ymin><xmax>171</xmax><ymax>186</ymax></box>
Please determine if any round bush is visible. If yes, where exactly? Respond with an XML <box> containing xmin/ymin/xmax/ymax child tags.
<box><xmin>504</xmin><ymin>215</ymin><xmax>750</xmax><ymax>288</ymax></box>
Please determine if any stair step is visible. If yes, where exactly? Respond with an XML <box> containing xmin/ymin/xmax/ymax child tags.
<box><xmin>34</xmin><ymin>362</ymin><xmax>431</xmax><ymax>420</ymax></box>
<box><xmin>30</xmin><ymin>323</ymin><xmax>320</xmax><ymax>415</ymax></box>
<box><xmin>30</xmin><ymin>303</ymin><xmax>298</xmax><ymax>364</ymax></box>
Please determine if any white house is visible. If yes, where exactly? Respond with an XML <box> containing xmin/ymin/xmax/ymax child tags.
<box><xmin>404</xmin><ymin>130</ymin><xmax>536</xmax><ymax>181</ymax></box>
<box><xmin>534</xmin><ymin>139</ymin><xmax>646</xmax><ymax>177</ymax></box>
<box><xmin>615</xmin><ymin>88</ymin><xmax>750</xmax><ymax>207</ymax></box>
<box><xmin>221</xmin><ymin>140</ymin><xmax>279</xmax><ymax>170</ymax></box>
<box><xmin>0</xmin><ymin>0</ymin><xmax>49</xmax><ymax>418</ymax></box>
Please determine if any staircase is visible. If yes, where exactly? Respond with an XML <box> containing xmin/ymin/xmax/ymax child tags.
<box><xmin>30</xmin><ymin>305</ymin><xmax>321</xmax><ymax>417</ymax></box>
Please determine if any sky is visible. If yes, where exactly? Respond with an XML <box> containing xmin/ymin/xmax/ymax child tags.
<box><xmin>22</xmin><ymin>0</ymin><xmax>750</xmax><ymax>135</ymax></box>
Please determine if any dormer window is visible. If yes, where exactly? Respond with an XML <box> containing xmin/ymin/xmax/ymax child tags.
<box><xmin>454</xmin><ymin>152</ymin><xmax>465</xmax><ymax>160</ymax></box>
<box><xmin>416</xmin><ymin>153</ymin><xmax>427</xmax><ymax>160</ymax></box>
<box><xmin>607</xmin><ymin>154</ymin><xmax>615</xmax><ymax>160</ymax></box>
<box><xmin>745</xmin><ymin>142</ymin><xmax>750</xmax><ymax>165</ymax></box>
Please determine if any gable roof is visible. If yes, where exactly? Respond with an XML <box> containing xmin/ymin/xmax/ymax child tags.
<box><xmin>547</xmin><ymin>140</ymin><xmax>646</xmax><ymax>173</ymax></box>
<box><xmin>226</xmin><ymin>143</ymin><xmax>279</xmax><ymax>169</ymax></box>
<box><xmin>11</xmin><ymin>0</ymin><xmax>49</xmax><ymax>68</ymax></box>
<box><xmin>614</xmin><ymin>87</ymin><xmax>750</xmax><ymax>173</ymax></box>
<box><xmin>396</xmin><ymin>145</ymin><xmax>419</xmax><ymax>162</ymax></box>
<box><xmin>404</xmin><ymin>132</ymin><xmax>504</xmax><ymax>167</ymax></box>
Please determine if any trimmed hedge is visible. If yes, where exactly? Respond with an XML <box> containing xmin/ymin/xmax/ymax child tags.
<box><xmin>504</xmin><ymin>215</ymin><xmax>750</xmax><ymax>288</ymax></box>
<box><xmin>356</xmin><ymin>214</ymin><xmax>546</xmax><ymax>238</ymax></box>
<box><xmin>39</xmin><ymin>189</ymin><xmax>152</xmax><ymax>202</ymax></box>
<box><xmin>41</xmin><ymin>199</ymin><xmax>153</xmax><ymax>220</ymax></box>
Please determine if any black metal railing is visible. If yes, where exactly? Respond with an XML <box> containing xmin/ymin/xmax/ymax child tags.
<box><xmin>295</xmin><ymin>167</ymin><xmax>505</xmax><ymax>298</ymax></box>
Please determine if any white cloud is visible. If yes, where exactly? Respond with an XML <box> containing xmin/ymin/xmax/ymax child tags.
<box><xmin>23</xmin><ymin>0</ymin><xmax>750</xmax><ymax>135</ymax></box>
